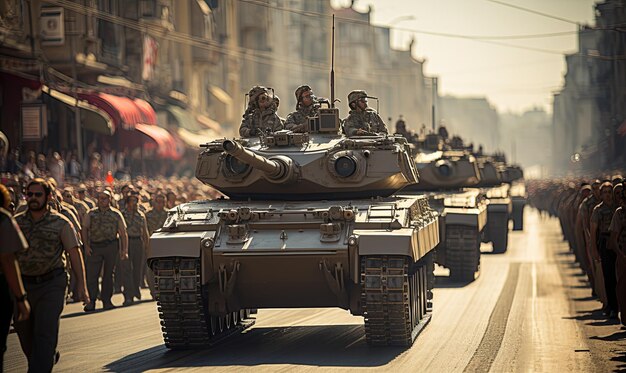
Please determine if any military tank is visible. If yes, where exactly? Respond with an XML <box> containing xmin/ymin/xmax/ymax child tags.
<box><xmin>147</xmin><ymin>108</ymin><xmax>440</xmax><ymax>348</ymax></box>
<box><xmin>402</xmin><ymin>133</ymin><xmax>488</xmax><ymax>282</ymax></box>
<box><xmin>505</xmin><ymin>166</ymin><xmax>526</xmax><ymax>231</ymax></box>
<box><xmin>476</xmin><ymin>156</ymin><xmax>514</xmax><ymax>253</ymax></box>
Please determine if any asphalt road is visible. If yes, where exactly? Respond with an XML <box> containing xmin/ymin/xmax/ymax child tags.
<box><xmin>5</xmin><ymin>209</ymin><xmax>626</xmax><ymax>372</ymax></box>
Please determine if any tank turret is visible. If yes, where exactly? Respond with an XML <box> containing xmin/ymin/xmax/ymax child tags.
<box><xmin>197</xmin><ymin>131</ymin><xmax>419</xmax><ymax>200</ymax></box>
<box><xmin>406</xmin><ymin>150</ymin><xmax>481</xmax><ymax>191</ymax></box>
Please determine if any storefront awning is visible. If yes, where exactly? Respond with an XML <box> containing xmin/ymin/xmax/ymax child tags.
<box><xmin>134</xmin><ymin>98</ymin><xmax>157</xmax><ymax>125</ymax></box>
<box><xmin>209</xmin><ymin>85</ymin><xmax>233</xmax><ymax>106</ymax></box>
<box><xmin>117</xmin><ymin>124</ymin><xmax>182</xmax><ymax>160</ymax></box>
<box><xmin>42</xmin><ymin>85</ymin><xmax>115</xmax><ymax>135</ymax></box>
<box><xmin>135</xmin><ymin>124</ymin><xmax>182</xmax><ymax>160</ymax></box>
<box><xmin>166</xmin><ymin>105</ymin><xmax>205</xmax><ymax>132</ymax></box>
<box><xmin>196</xmin><ymin>114</ymin><xmax>222</xmax><ymax>132</ymax></box>
<box><xmin>177</xmin><ymin>128</ymin><xmax>220</xmax><ymax>148</ymax></box>
<box><xmin>79</xmin><ymin>93</ymin><xmax>144</xmax><ymax>130</ymax></box>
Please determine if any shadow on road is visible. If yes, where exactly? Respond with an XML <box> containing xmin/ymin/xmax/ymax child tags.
<box><xmin>105</xmin><ymin>324</ymin><xmax>404</xmax><ymax>372</ymax></box>
<box><xmin>434</xmin><ymin>275</ymin><xmax>476</xmax><ymax>288</ymax></box>
<box><xmin>590</xmin><ymin>330</ymin><xmax>626</xmax><ymax>341</ymax></box>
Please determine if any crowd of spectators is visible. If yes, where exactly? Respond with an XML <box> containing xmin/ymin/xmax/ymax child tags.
<box><xmin>528</xmin><ymin>174</ymin><xmax>626</xmax><ymax>327</ymax></box>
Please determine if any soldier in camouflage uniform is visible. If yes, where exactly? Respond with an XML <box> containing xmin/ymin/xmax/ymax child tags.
<box><xmin>579</xmin><ymin>179</ymin><xmax>601</xmax><ymax>288</ymax></box>
<box><xmin>13</xmin><ymin>178</ymin><xmax>89</xmax><ymax>372</ymax></box>
<box><xmin>590</xmin><ymin>181</ymin><xmax>618</xmax><ymax>318</ymax></box>
<box><xmin>239</xmin><ymin>86</ymin><xmax>284</xmax><ymax>137</ymax></box>
<box><xmin>81</xmin><ymin>190</ymin><xmax>128</xmax><ymax>311</ymax></box>
<box><xmin>285</xmin><ymin>85</ymin><xmax>320</xmax><ymax>133</ymax></box>
<box><xmin>144</xmin><ymin>193</ymin><xmax>168</xmax><ymax>299</ymax></box>
<box><xmin>342</xmin><ymin>90</ymin><xmax>389</xmax><ymax>136</ymax></box>
<box><xmin>609</xmin><ymin>184</ymin><xmax>626</xmax><ymax>326</ymax></box>
<box><xmin>121</xmin><ymin>191</ymin><xmax>149</xmax><ymax>306</ymax></box>
<box><xmin>0</xmin><ymin>184</ymin><xmax>30</xmax><ymax>371</ymax></box>
<box><xmin>62</xmin><ymin>186</ymin><xmax>89</xmax><ymax>224</ymax></box>
<box><xmin>76</xmin><ymin>183</ymin><xmax>95</xmax><ymax>209</ymax></box>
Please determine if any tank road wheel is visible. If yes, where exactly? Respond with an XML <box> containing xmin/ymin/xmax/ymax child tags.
<box><xmin>446</xmin><ymin>225</ymin><xmax>481</xmax><ymax>282</ymax></box>
<box><xmin>151</xmin><ymin>257</ymin><xmax>256</xmax><ymax>349</ymax></box>
<box><xmin>209</xmin><ymin>316</ymin><xmax>218</xmax><ymax>336</ymax></box>
<box><xmin>490</xmin><ymin>213</ymin><xmax>509</xmax><ymax>254</ymax></box>
<box><xmin>361</xmin><ymin>255</ymin><xmax>432</xmax><ymax>346</ymax></box>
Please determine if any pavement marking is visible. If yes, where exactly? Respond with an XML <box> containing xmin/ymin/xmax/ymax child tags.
<box><xmin>463</xmin><ymin>262</ymin><xmax>521</xmax><ymax>373</ymax></box>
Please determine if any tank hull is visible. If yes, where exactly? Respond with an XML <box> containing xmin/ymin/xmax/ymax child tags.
<box><xmin>148</xmin><ymin>195</ymin><xmax>440</xmax><ymax>347</ymax></box>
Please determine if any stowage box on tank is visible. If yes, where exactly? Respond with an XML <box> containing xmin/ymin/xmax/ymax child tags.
<box><xmin>148</xmin><ymin>122</ymin><xmax>440</xmax><ymax>348</ymax></box>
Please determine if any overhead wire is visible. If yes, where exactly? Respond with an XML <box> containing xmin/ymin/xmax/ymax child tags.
<box><xmin>482</xmin><ymin>0</ymin><xmax>581</xmax><ymax>26</ymax></box>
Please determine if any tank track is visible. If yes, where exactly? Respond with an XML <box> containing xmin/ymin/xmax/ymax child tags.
<box><xmin>361</xmin><ymin>255</ymin><xmax>432</xmax><ymax>346</ymax></box>
<box><xmin>151</xmin><ymin>257</ymin><xmax>255</xmax><ymax>349</ymax></box>
<box><xmin>489</xmin><ymin>212</ymin><xmax>509</xmax><ymax>253</ymax></box>
<box><xmin>446</xmin><ymin>225</ymin><xmax>480</xmax><ymax>282</ymax></box>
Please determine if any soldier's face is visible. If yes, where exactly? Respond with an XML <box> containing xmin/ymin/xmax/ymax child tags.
<box><xmin>600</xmin><ymin>187</ymin><xmax>612</xmax><ymax>204</ymax></box>
<box><xmin>301</xmin><ymin>91</ymin><xmax>313</xmax><ymax>107</ymax></box>
<box><xmin>26</xmin><ymin>185</ymin><xmax>47</xmax><ymax>212</ymax></box>
<box><xmin>63</xmin><ymin>192</ymin><xmax>73</xmax><ymax>203</ymax></box>
<box><xmin>98</xmin><ymin>193</ymin><xmax>110</xmax><ymax>208</ymax></box>
<box><xmin>357</xmin><ymin>98</ymin><xmax>368</xmax><ymax>110</ymax></box>
<box><xmin>154</xmin><ymin>197</ymin><xmax>165</xmax><ymax>209</ymax></box>
<box><xmin>258</xmin><ymin>94</ymin><xmax>270</xmax><ymax>109</ymax></box>
<box><xmin>127</xmin><ymin>196</ymin><xmax>138</xmax><ymax>209</ymax></box>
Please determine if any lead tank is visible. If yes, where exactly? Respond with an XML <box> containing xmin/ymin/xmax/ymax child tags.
<box><xmin>147</xmin><ymin>108</ymin><xmax>440</xmax><ymax>348</ymax></box>
<box><xmin>402</xmin><ymin>134</ymin><xmax>488</xmax><ymax>282</ymax></box>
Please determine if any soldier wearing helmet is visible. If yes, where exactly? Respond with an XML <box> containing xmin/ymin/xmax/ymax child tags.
<box><xmin>342</xmin><ymin>90</ymin><xmax>388</xmax><ymax>136</ymax></box>
<box><xmin>239</xmin><ymin>86</ymin><xmax>284</xmax><ymax>137</ymax></box>
<box><xmin>285</xmin><ymin>85</ymin><xmax>320</xmax><ymax>133</ymax></box>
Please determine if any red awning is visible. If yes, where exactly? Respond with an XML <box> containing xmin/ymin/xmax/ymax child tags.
<box><xmin>133</xmin><ymin>98</ymin><xmax>157</xmax><ymax>125</ymax></box>
<box><xmin>134</xmin><ymin>124</ymin><xmax>182</xmax><ymax>160</ymax></box>
<box><xmin>79</xmin><ymin>93</ymin><xmax>144</xmax><ymax>131</ymax></box>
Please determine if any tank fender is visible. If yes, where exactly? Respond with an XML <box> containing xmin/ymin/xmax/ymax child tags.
<box><xmin>354</xmin><ymin>224</ymin><xmax>439</xmax><ymax>261</ymax></box>
<box><xmin>444</xmin><ymin>207</ymin><xmax>488</xmax><ymax>231</ymax></box>
<box><xmin>148</xmin><ymin>231</ymin><xmax>212</xmax><ymax>258</ymax></box>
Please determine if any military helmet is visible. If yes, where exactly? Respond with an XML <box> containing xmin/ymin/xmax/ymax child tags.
<box><xmin>295</xmin><ymin>85</ymin><xmax>312</xmax><ymax>102</ymax></box>
<box><xmin>248</xmin><ymin>86</ymin><xmax>268</xmax><ymax>103</ymax></box>
<box><xmin>348</xmin><ymin>90</ymin><xmax>367</xmax><ymax>105</ymax></box>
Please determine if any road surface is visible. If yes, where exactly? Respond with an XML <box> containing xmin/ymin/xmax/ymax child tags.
<box><xmin>5</xmin><ymin>209</ymin><xmax>626</xmax><ymax>372</ymax></box>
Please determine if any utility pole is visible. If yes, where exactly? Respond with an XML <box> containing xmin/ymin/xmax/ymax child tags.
<box><xmin>431</xmin><ymin>77</ymin><xmax>438</xmax><ymax>132</ymax></box>
<box><xmin>226</xmin><ymin>0</ymin><xmax>240</xmax><ymax>137</ymax></box>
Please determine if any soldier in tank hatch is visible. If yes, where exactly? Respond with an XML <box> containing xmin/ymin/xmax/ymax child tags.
<box><xmin>285</xmin><ymin>85</ymin><xmax>322</xmax><ymax>133</ymax></box>
<box><xmin>342</xmin><ymin>90</ymin><xmax>388</xmax><ymax>137</ymax></box>
<box><xmin>239</xmin><ymin>86</ymin><xmax>284</xmax><ymax>137</ymax></box>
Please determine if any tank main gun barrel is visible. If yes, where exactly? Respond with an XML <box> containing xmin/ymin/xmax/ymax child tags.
<box><xmin>222</xmin><ymin>140</ymin><xmax>285</xmax><ymax>179</ymax></box>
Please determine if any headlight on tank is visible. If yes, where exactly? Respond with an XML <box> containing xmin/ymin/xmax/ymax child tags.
<box><xmin>334</xmin><ymin>156</ymin><xmax>357</xmax><ymax>177</ymax></box>
<box><xmin>224</xmin><ymin>155</ymin><xmax>250</xmax><ymax>175</ymax></box>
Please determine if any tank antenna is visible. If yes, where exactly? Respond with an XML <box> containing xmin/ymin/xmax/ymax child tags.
<box><xmin>330</xmin><ymin>14</ymin><xmax>335</xmax><ymax>109</ymax></box>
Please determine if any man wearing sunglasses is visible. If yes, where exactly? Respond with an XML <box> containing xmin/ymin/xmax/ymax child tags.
<box><xmin>239</xmin><ymin>85</ymin><xmax>284</xmax><ymax>137</ymax></box>
<box><xmin>13</xmin><ymin>178</ymin><xmax>89</xmax><ymax>372</ymax></box>
<box><xmin>285</xmin><ymin>85</ymin><xmax>320</xmax><ymax>133</ymax></box>
<box><xmin>342</xmin><ymin>90</ymin><xmax>389</xmax><ymax>137</ymax></box>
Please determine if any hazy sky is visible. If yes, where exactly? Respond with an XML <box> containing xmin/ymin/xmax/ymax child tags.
<box><xmin>330</xmin><ymin>0</ymin><xmax>597</xmax><ymax>114</ymax></box>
